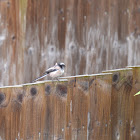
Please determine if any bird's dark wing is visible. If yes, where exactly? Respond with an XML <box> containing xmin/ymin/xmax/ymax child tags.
<box><xmin>33</xmin><ymin>74</ymin><xmax>48</xmax><ymax>82</ymax></box>
<box><xmin>33</xmin><ymin>68</ymin><xmax>58</xmax><ymax>82</ymax></box>
<box><xmin>45</xmin><ymin>68</ymin><xmax>58</xmax><ymax>74</ymax></box>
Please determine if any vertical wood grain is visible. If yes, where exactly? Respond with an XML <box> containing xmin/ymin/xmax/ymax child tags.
<box><xmin>0</xmin><ymin>0</ymin><xmax>140</xmax><ymax>86</ymax></box>
<box><xmin>0</xmin><ymin>70</ymin><xmax>140</xmax><ymax>139</ymax></box>
<box><xmin>88</xmin><ymin>73</ymin><xmax>112</xmax><ymax>140</ymax></box>
<box><xmin>127</xmin><ymin>66</ymin><xmax>140</xmax><ymax>140</ymax></box>
<box><xmin>103</xmin><ymin>68</ymin><xmax>133</xmax><ymax>140</ymax></box>
<box><xmin>0</xmin><ymin>86</ymin><xmax>23</xmax><ymax>140</ymax></box>
<box><xmin>65</xmin><ymin>76</ymin><xmax>90</xmax><ymax>140</ymax></box>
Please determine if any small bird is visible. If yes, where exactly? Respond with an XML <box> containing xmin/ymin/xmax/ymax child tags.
<box><xmin>33</xmin><ymin>62</ymin><xmax>65</xmax><ymax>82</ymax></box>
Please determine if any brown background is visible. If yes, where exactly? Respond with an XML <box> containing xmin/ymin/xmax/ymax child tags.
<box><xmin>0</xmin><ymin>0</ymin><xmax>140</xmax><ymax>86</ymax></box>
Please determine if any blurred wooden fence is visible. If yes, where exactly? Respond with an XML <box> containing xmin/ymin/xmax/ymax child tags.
<box><xmin>0</xmin><ymin>0</ymin><xmax>140</xmax><ymax>86</ymax></box>
<box><xmin>0</xmin><ymin>66</ymin><xmax>140</xmax><ymax>140</ymax></box>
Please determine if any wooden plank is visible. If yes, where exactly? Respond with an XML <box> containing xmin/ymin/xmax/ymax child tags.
<box><xmin>103</xmin><ymin>68</ymin><xmax>133</xmax><ymax>140</ymax></box>
<box><xmin>64</xmin><ymin>73</ymin><xmax>112</xmax><ymax>140</ymax></box>
<box><xmin>127</xmin><ymin>66</ymin><xmax>140</xmax><ymax>140</ymax></box>
<box><xmin>20</xmin><ymin>80</ymin><xmax>68</xmax><ymax>140</ymax></box>
<box><xmin>43</xmin><ymin>80</ymin><xmax>68</xmax><ymax>140</ymax></box>
<box><xmin>19</xmin><ymin>82</ymin><xmax>45</xmax><ymax>140</ymax></box>
<box><xmin>0</xmin><ymin>85</ymin><xmax>23</xmax><ymax>140</ymax></box>
<box><xmin>88</xmin><ymin>73</ymin><xmax>112</xmax><ymax>140</ymax></box>
<box><xmin>65</xmin><ymin>75</ymin><xmax>90</xmax><ymax>140</ymax></box>
<box><xmin>65</xmin><ymin>77</ymin><xmax>75</xmax><ymax>140</ymax></box>
<box><xmin>0</xmin><ymin>80</ymin><xmax>68</xmax><ymax>140</ymax></box>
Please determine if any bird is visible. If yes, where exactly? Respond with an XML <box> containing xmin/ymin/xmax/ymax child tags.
<box><xmin>33</xmin><ymin>62</ymin><xmax>65</xmax><ymax>82</ymax></box>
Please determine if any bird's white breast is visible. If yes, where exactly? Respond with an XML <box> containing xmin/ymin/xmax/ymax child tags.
<box><xmin>49</xmin><ymin>69</ymin><xmax>64</xmax><ymax>78</ymax></box>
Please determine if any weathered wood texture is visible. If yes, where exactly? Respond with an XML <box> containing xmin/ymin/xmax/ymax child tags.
<box><xmin>65</xmin><ymin>74</ymin><xmax>112</xmax><ymax>140</ymax></box>
<box><xmin>103</xmin><ymin>68</ymin><xmax>134</xmax><ymax>140</ymax></box>
<box><xmin>0</xmin><ymin>81</ymin><xmax>68</xmax><ymax>140</ymax></box>
<box><xmin>88</xmin><ymin>74</ymin><xmax>112</xmax><ymax>140</ymax></box>
<box><xmin>0</xmin><ymin>0</ymin><xmax>140</xmax><ymax>86</ymax></box>
<box><xmin>128</xmin><ymin>66</ymin><xmax>140</xmax><ymax>140</ymax></box>
<box><xmin>65</xmin><ymin>76</ymin><xmax>90</xmax><ymax>140</ymax></box>
<box><xmin>0</xmin><ymin>67</ymin><xmax>139</xmax><ymax>140</ymax></box>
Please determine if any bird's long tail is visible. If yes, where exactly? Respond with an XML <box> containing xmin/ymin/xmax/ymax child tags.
<box><xmin>33</xmin><ymin>74</ymin><xmax>48</xmax><ymax>82</ymax></box>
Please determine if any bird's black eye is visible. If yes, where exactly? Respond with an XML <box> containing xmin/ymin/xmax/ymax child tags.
<box><xmin>58</xmin><ymin>63</ymin><xmax>65</xmax><ymax>68</ymax></box>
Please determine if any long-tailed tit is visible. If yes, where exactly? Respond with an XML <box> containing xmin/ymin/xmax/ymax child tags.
<box><xmin>33</xmin><ymin>62</ymin><xmax>65</xmax><ymax>82</ymax></box>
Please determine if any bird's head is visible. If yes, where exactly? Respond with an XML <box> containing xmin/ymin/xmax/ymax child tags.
<box><xmin>58</xmin><ymin>62</ymin><xmax>65</xmax><ymax>69</ymax></box>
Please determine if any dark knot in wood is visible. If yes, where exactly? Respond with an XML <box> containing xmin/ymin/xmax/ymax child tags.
<box><xmin>0</xmin><ymin>93</ymin><xmax>5</xmax><ymax>104</ymax></box>
<box><xmin>45</xmin><ymin>85</ymin><xmax>51</xmax><ymax>95</ymax></box>
<box><xmin>17</xmin><ymin>94</ymin><xmax>23</xmax><ymax>103</ymax></box>
<box><xmin>77</xmin><ymin>81</ymin><xmax>89</xmax><ymax>91</ymax></box>
<box><xmin>56</xmin><ymin>84</ymin><xmax>67</xmax><ymax>97</ymax></box>
<box><xmin>12</xmin><ymin>35</ymin><xmax>16</xmax><ymax>40</ymax></box>
<box><xmin>112</xmin><ymin>72</ymin><xmax>119</xmax><ymax>84</ymax></box>
<box><xmin>30</xmin><ymin>87</ymin><xmax>37</xmax><ymax>96</ymax></box>
<box><xmin>127</xmin><ymin>75</ymin><xmax>133</xmax><ymax>85</ymax></box>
